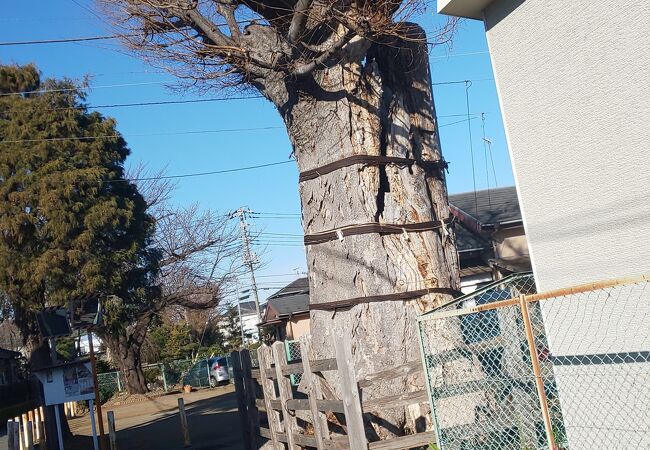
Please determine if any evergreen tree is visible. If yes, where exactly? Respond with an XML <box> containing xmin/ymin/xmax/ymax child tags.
<box><xmin>0</xmin><ymin>64</ymin><xmax>159</xmax><ymax>391</ymax></box>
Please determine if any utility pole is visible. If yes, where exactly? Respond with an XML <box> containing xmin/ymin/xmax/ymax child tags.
<box><xmin>234</xmin><ymin>208</ymin><xmax>262</xmax><ymax>326</ymax></box>
<box><xmin>235</xmin><ymin>280</ymin><xmax>247</xmax><ymax>347</ymax></box>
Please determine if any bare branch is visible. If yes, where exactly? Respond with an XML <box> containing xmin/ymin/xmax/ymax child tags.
<box><xmin>288</xmin><ymin>0</ymin><xmax>313</xmax><ymax>43</ymax></box>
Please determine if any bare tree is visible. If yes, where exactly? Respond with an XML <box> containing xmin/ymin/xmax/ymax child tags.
<box><xmin>102</xmin><ymin>167</ymin><xmax>243</xmax><ymax>393</ymax></box>
<box><xmin>100</xmin><ymin>0</ymin><xmax>461</xmax><ymax>433</ymax></box>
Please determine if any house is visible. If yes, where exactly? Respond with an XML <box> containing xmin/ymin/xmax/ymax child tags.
<box><xmin>0</xmin><ymin>347</ymin><xmax>21</xmax><ymax>386</ymax></box>
<box><xmin>449</xmin><ymin>186</ymin><xmax>530</xmax><ymax>294</ymax></box>
<box><xmin>437</xmin><ymin>2</ymin><xmax>650</xmax><ymax>447</ymax></box>
<box><xmin>238</xmin><ymin>300</ymin><xmax>263</xmax><ymax>342</ymax></box>
<box><xmin>259</xmin><ymin>278</ymin><xmax>310</xmax><ymax>342</ymax></box>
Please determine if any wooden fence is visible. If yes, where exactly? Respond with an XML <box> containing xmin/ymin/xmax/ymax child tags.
<box><xmin>231</xmin><ymin>334</ymin><xmax>436</xmax><ymax>450</ymax></box>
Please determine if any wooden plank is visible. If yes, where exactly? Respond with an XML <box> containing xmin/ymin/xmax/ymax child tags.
<box><xmin>317</xmin><ymin>400</ymin><xmax>345</xmax><ymax>414</ymax></box>
<box><xmin>284</xmin><ymin>398</ymin><xmax>345</xmax><ymax>413</ymax></box>
<box><xmin>293</xmin><ymin>433</ymin><xmax>318</xmax><ymax>447</ymax></box>
<box><xmin>272</xmin><ymin>341</ymin><xmax>300</xmax><ymax>450</ymax></box>
<box><xmin>358</xmin><ymin>360</ymin><xmax>422</xmax><ymax>389</ymax></box>
<box><xmin>258</xmin><ymin>345</ymin><xmax>283</xmax><ymax>450</ymax></box>
<box><xmin>259</xmin><ymin>427</ymin><xmax>272</xmax><ymax>439</ymax></box>
<box><xmin>311</xmin><ymin>358</ymin><xmax>338</xmax><ymax>373</ymax></box>
<box><xmin>231</xmin><ymin>351</ymin><xmax>252</xmax><ymax>450</ymax></box>
<box><xmin>333</xmin><ymin>332</ymin><xmax>368</xmax><ymax>450</ymax></box>
<box><xmin>367</xmin><ymin>431</ymin><xmax>437</xmax><ymax>450</ymax></box>
<box><xmin>241</xmin><ymin>350</ymin><xmax>261</xmax><ymax>449</ymax></box>
<box><xmin>299</xmin><ymin>336</ymin><xmax>329</xmax><ymax>450</ymax></box>
<box><xmin>251</xmin><ymin>368</ymin><xmax>261</xmax><ymax>379</ymax></box>
<box><xmin>363</xmin><ymin>390</ymin><xmax>428</xmax><ymax>412</ymax></box>
<box><xmin>281</xmin><ymin>361</ymin><xmax>304</xmax><ymax>376</ymax></box>
<box><xmin>255</xmin><ymin>399</ymin><xmax>266</xmax><ymax>409</ymax></box>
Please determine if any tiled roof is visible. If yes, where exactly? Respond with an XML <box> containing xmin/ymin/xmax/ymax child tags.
<box><xmin>449</xmin><ymin>186</ymin><xmax>522</xmax><ymax>227</ymax></box>
<box><xmin>449</xmin><ymin>186</ymin><xmax>522</xmax><ymax>252</ymax></box>
<box><xmin>265</xmin><ymin>277</ymin><xmax>310</xmax><ymax>318</ymax></box>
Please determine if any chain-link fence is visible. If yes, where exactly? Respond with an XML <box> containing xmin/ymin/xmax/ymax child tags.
<box><xmin>97</xmin><ymin>371</ymin><xmax>125</xmax><ymax>401</ymax></box>
<box><xmin>96</xmin><ymin>354</ymin><xmax>236</xmax><ymax>399</ymax></box>
<box><xmin>284</xmin><ymin>340</ymin><xmax>302</xmax><ymax>386</ymax></box>
<box><xmin>418</xmin><ymin>273</ymin><xmax>650</xmax><ymax>450</ymax></box>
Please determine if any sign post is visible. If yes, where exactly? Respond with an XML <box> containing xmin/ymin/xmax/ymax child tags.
<box><xmin>88</xmin><ymin>333</ymin><xmax>106</xmax><ymax>450</ymax></box>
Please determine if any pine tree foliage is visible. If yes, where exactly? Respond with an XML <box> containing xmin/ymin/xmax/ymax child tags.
<box><xmin>0</xmin><ymin>64</ymin><xmax>159</xmax><ymax>344</ymax></box>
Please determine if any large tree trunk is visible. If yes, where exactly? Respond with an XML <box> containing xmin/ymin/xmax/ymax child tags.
<box><xmin>105</xmin><ymin>333</ymin><xmax>148</xmax><ymax>394</ymax></box>
<box><xmin>266</xmin><ymin>26</ymin><xmax>460</xmax><ymax>437</ymax></box>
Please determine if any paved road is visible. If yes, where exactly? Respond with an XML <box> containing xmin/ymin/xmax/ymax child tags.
<box><xmin>0</xmin><ymin>386</ymin><xmax>244</xmax><ymax>450</ymax></box>
<box><xmin>68</xmin><ymin>385</ymin><xmax>243</xmax><ymax>450</ymax></box>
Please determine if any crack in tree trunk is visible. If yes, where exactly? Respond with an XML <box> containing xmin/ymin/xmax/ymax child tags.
<box><xmin>264</xmin><ymin>24</ymin><xmax>460</xmax><ymax>437</ymax></box>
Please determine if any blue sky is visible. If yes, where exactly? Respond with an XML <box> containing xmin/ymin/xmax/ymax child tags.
<box><xmin>0</xmin><ymin>1</ymin><xmax>514</xmax><ymax>303</ymax></box>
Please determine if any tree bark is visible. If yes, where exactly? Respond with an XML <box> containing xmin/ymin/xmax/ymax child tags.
<box><xmin>267</xmin><ymin>25</ymin><xmax>460</xmax><ymax>437</ymax></box>
<box><xmin>104</xmin><ymin>333</ymin><xmax>148</xmax><ymax>394</ymax></box>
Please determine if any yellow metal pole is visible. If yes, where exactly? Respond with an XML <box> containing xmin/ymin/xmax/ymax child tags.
<box><xmin>519</xmin><ymin>295</ymin><xmax>557</xmax><ymax>450</ymax></box>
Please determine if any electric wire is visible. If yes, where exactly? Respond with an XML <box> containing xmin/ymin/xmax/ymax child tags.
<box><xmin>465</xmin><ymin>81</ymin><xmax>479</xmax><ymax>218</ymax></box>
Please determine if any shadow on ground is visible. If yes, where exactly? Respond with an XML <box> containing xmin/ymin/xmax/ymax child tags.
<box><xmin>66</xmin><ymin>391</ymin><xmax>244</xmax><ymax>450</ymax></box>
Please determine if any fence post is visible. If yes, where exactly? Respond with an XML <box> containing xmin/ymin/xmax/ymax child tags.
<box><xmin>107</xmin><ymin>411</ymin><xmax>117</xmax><ymax>450</ymax></box>
<box><xmin>257</xmin><ymin>345</ymin><xmax>283</xmax><ymax>450</ymax></box>
<box><xmin>7</xmin><ymin>420</ymin><xmax>16</xmax><ymax>450</ymax></box>
<box><xmin>299</xmin><ymin>335</ymin><xmax>329</xmax><ymax>450</ymax></box>
<box><xmin>116</xmin><ymin>372</ymin><xmax>122</xmax><ymax>392</ymax></box>
<box><xmin>178</xmin><ymin>398</ymin><xmax>191</xmax><ymax>447</ymax></box>
<box><xmin>231</xmin><ymin>351</ymin><xmax>252</xmax><ymax>450</ymax></box>
<box><xmin>15</xmin><ymin>416</ymin><xmax>23</xmax><ymax>450</ymax></box>
<box><xmin>272</xmin><ymin>342</ymin><xmax>300</xmax><ymax>450</ymax></box>
<box><xmin>25</xmin><ymin>421</ymin><xmax>34</xmax><ymax>450</ymax></box>
<box><xmin>161</xmin><ymin>364</ymin><xmax>168</xmax><ymax>392</ymax></box>
<box><xmin>333</xmin><ymin>331</ymin><xmax>368</xmax><ymax>450</ymax></box>
<box><xmin>240</xmin><ymin>349</ymin><xmax>260</xmax><ymax>448</ymax></box>
<box><xmin>520</xmin><ymin>295</ymin><xmax>557</xmax><ymax>450</ymax></box>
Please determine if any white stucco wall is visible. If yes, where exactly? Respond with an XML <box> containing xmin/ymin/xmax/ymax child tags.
<box><xmin>483</xmin><ymin>0</ymin><xmax>650</xmax><ymax>290</ymax></box>
<box><xmin>479</xmin><ymin>1</ymin><xmax>650</xmax><ymax>447</ymax></box>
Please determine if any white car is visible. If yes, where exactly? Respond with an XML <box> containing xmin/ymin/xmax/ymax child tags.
<box><xmin>208</xmin><ymin>356</ymin><xmax>230</xmax><ymax>387</ymax></box>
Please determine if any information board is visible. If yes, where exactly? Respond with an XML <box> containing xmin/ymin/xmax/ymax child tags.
<box><xmin>35</xmin><ymin>361</ymin><xmax>95</xmax><ymax>405</ymax></box>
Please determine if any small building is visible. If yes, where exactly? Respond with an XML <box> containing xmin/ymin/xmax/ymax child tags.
<box><xmin>449</xmin><ymin>186</ymin><xmax>530</xmax><ymax>294</ymax></box>
<box><xmin>260</xmin><ymin>278</ymin><xmax>310</xmax><ymax>342</ymax></box>
<box><xmin>0</xmin><ymin>346</ymin><xmax>21</xmax><ymax>386</ymax></box>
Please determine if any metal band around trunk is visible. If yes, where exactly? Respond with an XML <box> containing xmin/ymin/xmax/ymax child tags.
<box><xmin>303</xmin><ymin>219</ymin><xmax>451</xmax><ymax>246</ymax></box>
<box><xmin>310</xmin><ymin>287</ymin><xmax>462</xmax><ymax>312</ymax></box>
<box><xmin>299</xmin><ymin>155</ymin><xmax>447</xmax><ymax>182</ymax></box>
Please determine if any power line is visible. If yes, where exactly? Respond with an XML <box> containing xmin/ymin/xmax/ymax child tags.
<box><xmin>47</xmin><ymin>95</ymin><xmax>265</xmax><ymax>111</ymax></box>
<box><xmin>0</xmin><ymin>126</ymin><xmax>284</xmax><ymax>144</ymax></box>
<box><xmin>0</xmin><ymin>81</ymin><xmax>169</xmax><ymax>97</ymax></box>
<box><xmin>430</xmin><ymin>51</ymin><xmax>490</xmax><ymax>60</ymax></box>
<box><xmin>465</xmin><ymin>81</ymin><xmax>479</xmax><ymax>218</ymax></box>
<box><xmin>106</xmin><ymin>160</ymin><xmax>294</xmax><ymax>183</ymax></box>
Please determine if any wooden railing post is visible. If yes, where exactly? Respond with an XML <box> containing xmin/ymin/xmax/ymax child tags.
<box><xmin>257</xmin><ymin>345</ymin><xmax>283</xmax><ymax>450</ymax></box>
<box><xmin>25</xmin><ymin>421</ymin><xmax>34</xmax><ymax>450</ymax></box>
<box><xmin>272</xmin><ymin>342</ymin><xmax>300</xmax><ymax>450</ymax></box>
<box><xmin>107</xmin><ymin>411</ymin><xmax>117</xmax><ymax>450</ymax></box>
<box><xmin>299</xmin><ymin>336</ymin><xmax>329</xmax><ymax>450</ymax></box>
<box><xmin>231</xmin><ymin>351</ymin><xmax>253</xmax><ymax>450</ymax></box>
<box><xmin>178</xmin><ymin>398</ymin><xmax>191</xmax><ymax>448</ymax></box>
<box><xmin>333</xmin><ymin>332</ymin><xmax>368</xmax><ymax>450</ymax></box>
<box><xmin>7</xmin><ymin>420</ymin><xmax>16</xmax><ymax>450</ymax></box>
<box><xmin>241</xmin><ymin>349</ymin><xmax>260</xmax><ymax>448</ymax></box>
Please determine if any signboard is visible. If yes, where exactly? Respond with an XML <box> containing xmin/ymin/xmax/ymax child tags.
<box><xmin>36</xmin><ymin>308</ymin><xmax>71</xmax><ymax>339</ymax></box>
<box><xmin>34</xmin><ymin>361</ymin><xmax>95</xmax><ymax>406</ymax></box>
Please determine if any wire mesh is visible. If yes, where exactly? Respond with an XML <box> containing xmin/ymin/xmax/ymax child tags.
<box><xmin>285</xmin><ymin>340</ymin><xmax>302</xmax><ymax>386</ymax></box>
<box><xmin>97</xmin><ymin>371</ymin><xmax>124</xmax><ymax>399</ymax></box>
<box><xmin>537</xmin><ymin>280</ymin><xmax>650</xmax><ymax>449</ymax></box>
<box><xmin>419</xmin><ymin>274</ymin><xmax>650</xmax><ymax>450</ymax></box>
<box><xmin>420</xmin><ymin>302</ymin><xmax>551</xmax><ymax>450</ymax></box>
